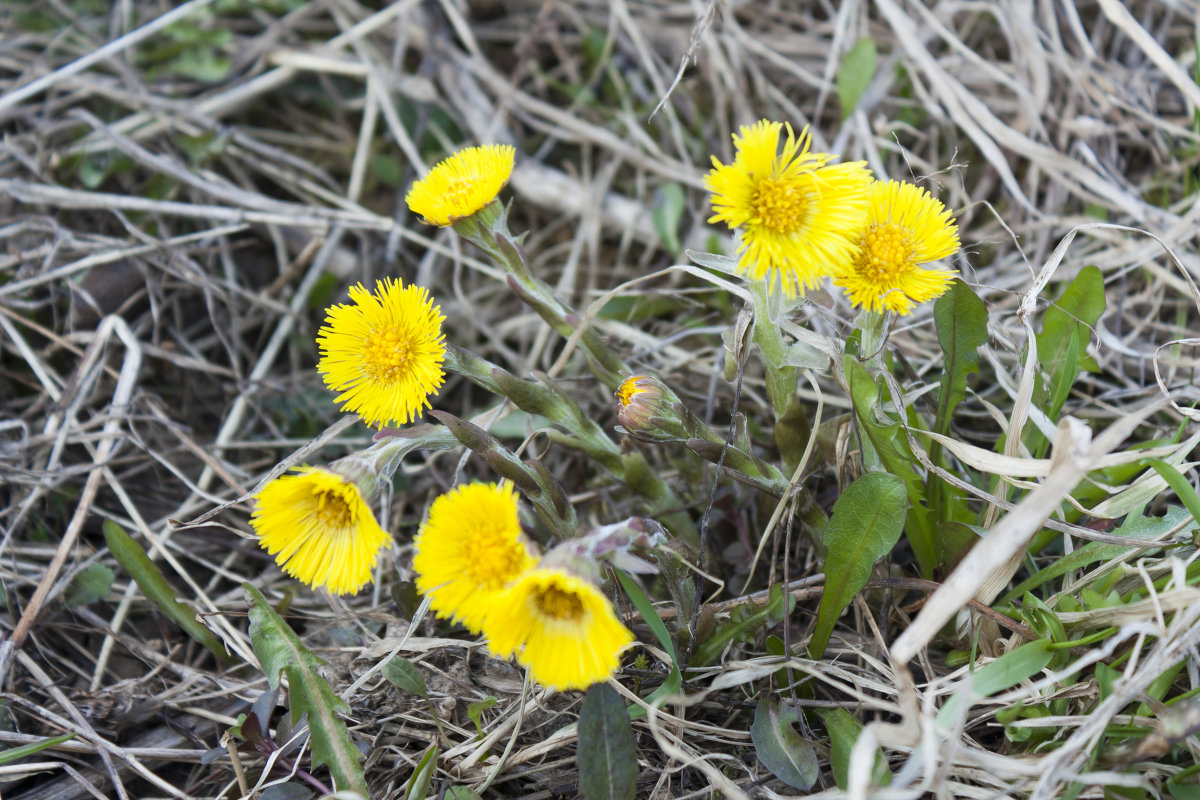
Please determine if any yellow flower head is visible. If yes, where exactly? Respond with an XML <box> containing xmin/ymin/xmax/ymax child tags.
<box><xmin>484</xmin><ymin>566</ymin><xmax>634</xmax><ymax>691</ymax></box>
<box><xmin>405</xmin><ymin>144</ymin><xmax>516</xmax><ymax>226</ymax></box>
<box><xmin>412</xmin><ymin>482</ymin><xmax>535</xmax><ymax>633</ymax></box>
<box><xmin>706</xmin><ymin>120</ymin><xmax>873</xmax><ymax>295</ymax></box>
<box><xmin>317</xmin><ymin>278</ymin><xmax>446</xmax><ymax>429</ymax></box>
<box><xmin>615</xmin><ymin>375</ymin><xmax>649</xmax><ymax>408</ymax></box>
<box><xmin>250</xmin><ymin>467</ymin><xmax>393</xmax><ymax>595</ymax></box>
<box><xmin>833</xmin><ymin>180</ymin><xmax>960</xmax><ymax>315</ymax></box>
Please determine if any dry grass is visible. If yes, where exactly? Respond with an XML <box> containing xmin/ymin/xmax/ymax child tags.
<box><xmin>3</xmin><ymin>1</ymin><xmax>1200</xmax><ymax>798</ymax></box>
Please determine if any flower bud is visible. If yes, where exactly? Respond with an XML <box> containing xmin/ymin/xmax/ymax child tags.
<box><xmin>614</xmin><ymin>375</ymin><xmax>693</xmax><ymax>443</ymax></box>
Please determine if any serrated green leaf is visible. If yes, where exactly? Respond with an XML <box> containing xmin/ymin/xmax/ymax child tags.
<box><xmin>244</xmin><ymin>584</ymin><xmax>367</xmax><ymax>797</ymax></box>
<box><xmin>809</xmin><ymin>473</ymin><xmax>906</xmax><ymax>658</ymax></box>
<box><xmin>652</xmin><ymin>183</ymin><xmax>685</xmax><ymax>254</ymax></box>
<box><xmin>936</xmin><ymin>640</ymin><xmax>1054</xmax><ymax>733</ymax></box>
<box><xmin>837</xmin><ymin>39</ymin><xmax>877</xmax><ymax>117</ymax></box>
<box><xmin>0</xmin><ymin>733</ymin><xmax>75</xmax><ymax>766</ymax></box>
<box><xmin>578</xmin><ymin>683</ymin><xmax>637</xmax><ymax>800</ymax></box>
<box><xmin>815</xmin><ymin>708</ymin><xmax>890</xmax><ymax>789</ymax></box>
<box><xmin>382</xmin><ymin>656</ymin><xmax>427</xmax><ymax>698</ymax></box>
<box><xmin>751</xmin><ymin>696</ymin><xmax>818</xmax><ymax>790</ymax></box>
<box><xmin>406</xmin><ymin>745</ymin><xmax>438</xmax><ymax>800</ymax></box>
<box><xmin>66</xmin><ymin>563</ymin><xmax>114</xmax><ymax>607</ymax></box>
<box><xmin>104</xmin><ymin>521</ymin><xmax>230</xmax><ymax>662</ymax></box>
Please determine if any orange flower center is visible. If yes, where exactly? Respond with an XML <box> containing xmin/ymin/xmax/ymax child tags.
<box><xmin>312</xmin><ymin>485</ymin><xmax>357</xmax><ymax>529</ymax></box>
<box><xmin>535</xmin><ymin>585</ymin><xmax>585</xmax><ymax>621</ymax></box>
<box><xmin>463</xmin><ymin>534</ymin><xmax>527</xmax><ymax>591</ymax></box>
<box><xmin>362</xmin><ymin>326</ymin><xmax>414</xmax><ymax>383</ymax></box>
<box><xmin>752</xmin><ymin>178</ymin><xmax>808</xmax><ymax>233</ymax></box>
<box><xmin>855</xmin><ymin>223</ymin><xmax>916</xmax><ymax>284</ymax></box>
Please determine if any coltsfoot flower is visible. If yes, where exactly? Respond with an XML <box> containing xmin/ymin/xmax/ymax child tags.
<box><xmin>317</xmin><ymin>278</ymin><xmax>446</xmax><ymax>429</ymax></box>
<box><xmin>615</xmin><ymin>374</ymin><xmax>691</xmax><ymax>443</ymax></box>
<box><xmin>250</xmin><ymin>467</ymin><xmax>393</xmax><ymax>595</ymax></box>
<box><xmin>484</xmin><ymin>566</ymin><xmax>634</xmax><ymax>691</ymax></box>
<box><xmin>412</xmin><ymin>482</ymin><xmax>535</xmax><ymax>633</ymax></box>
<box><xmin>405</xmin><ymin>144</ymin><xmax>516</xmax><ymax>226</ymax></box>
<box><xmin>833</xmin><ymin>179</ymin><xmax>960</xmax><ymax>315</ymax></box>
<box><xmin>706</xmin><ymin>120</ymin><xmax>872</xmax><ymax>295</ymax></box>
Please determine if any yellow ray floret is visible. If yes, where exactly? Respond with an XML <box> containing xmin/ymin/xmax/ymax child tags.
<box><xmin>706</xmin><ymin>120</ymin><xmax>872</xmax><ymax>295</ymax></box>
<box><xmin>484</xmin><ymin>567</ymin><xmax>634</xmax><ymax>691</ymax></box>
<box><xmin>406</xmin><ymin>144</ymin><xmax>516</xmax><ymax>226</ymax></box>
<box><xmin>833</xmin><ymin>179</ymin><xmax>960</xmax><ymax>315</ymax></box>
<box><xmin>317</xmin><ymin>278</ymin><xmax>446</xmax><ymax>429</ymax></box>
<box><xmin>412</xmin><ymin>482</ymin><xmax>535</xmax><ymax>634</ymax></box>
<box><xmin>251</xmin><ymin>467</ymin><xmax>393</xmax><ymax>595</ymax></box>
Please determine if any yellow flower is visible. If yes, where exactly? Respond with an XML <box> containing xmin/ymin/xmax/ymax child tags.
<box><xmin>706</xmin><ymin>120</ymin><xmax>872</xmax><ymax>295</ymax></box>
<box><xmin>833</xmin><ymin>180</ymin><xmax>960</xmax><ymax>315</ymax></box>
<box><xmin>405</xmin><ymin>144</ymin><xmax>516</xmax><ymax>226</ymax></box>
<box><xmin>317</xmin><ymin>278</ymin><xmax>446</xmax><ymax>428</ymax></box>
<box><xmin>412</xmin><ymin>482</ymin><xmax>535</xmax><ymax>633</ymax></box>
<box><xmin>484</xmin><ymin>567</ymin><xmax>634</xmax><ymax>691</ymax></box>
<box><xmin>250</xmin><ymin>467</ymin><xmax>393</xmax><ymax>595</ymax></box>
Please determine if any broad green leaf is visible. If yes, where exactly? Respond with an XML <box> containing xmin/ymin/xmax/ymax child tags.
<box><xmin>750</xmin><ymin>696</ymin><xmax>818</xmax><ymax>790</ymax></box>
<box><xmin>809</xmin><ymin>473</ymin><xmax>906</xmax><ymax>658</ymax></box>
<box><xmin>66</xmin><ymin>563</ymin><xmax>114</xmax><ymax>607</ymax></box>
<box><xmin>936</xmin><ymin>640</ymin><xmax>1054</xmax><ymax>733</ymax></box>
<box><xmin>837</xmin><ymin>39</ymin><xmax>877</xmax><ymax>118</ymax></box>
<box><xmin>445</xmin><ymin>788</ymin><xmax>483</xmax><ymax>800</ymax></box>
<box><xmin>244</xmin><ymin>584</ymin><xmax>367</xmax><ymax>797</ymax></box>
<box><xmin>1003</xmin><ymin>505</ymin><xmax>1189</xmax><ymax>602</ymax></box>
<box><xmin>406</xmin><ymin>745</ymin><xmax>438</xmax><ymax>800</ymax></box>
<box><xmin>845</xmin><ymin>356</ymin><xmax>938</xmax><ymax>576</ymax></box>
<box><xmin>578</xmin><ymin>683</ymin><xmax>638</xmax><ymax>800</ymax></box>
<box><xmin>0</xmin><ymin>733</ymin><xmax>75</xmax><ymax>765</ymax></box>
<box><xmin>653</xmin><ymin>183</ymin><xmax>686</xmax><ymax>254</ymax></box>
<box><xmin>815</xmin><ymin>708</ymin><xmax>889</xmax><ymax>789</ymax></box>
<box><xmin>933</xmin><ymin>280</ymin><xmax>988</xmax><ymax>437</ymax></box>
<box><xmin>1149</xmin><ymin>460</ymin><xmax>1200</xmax><ymax>536</ymax></box>
<box><xmin>382</xmin><ymin>657</ymin><xmax>427</xmax><ymax>698</ymax></box>
<box><xmin>104</xmin><ymin>521</ymin><xmax>230</xmax><ymax>662</ymax></box>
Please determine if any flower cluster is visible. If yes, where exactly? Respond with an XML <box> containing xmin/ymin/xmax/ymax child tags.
<box><xmin>412</xmin><ymin>482</ymin><xmax>634</xmax><ymax>691</ymax></box>
<box><xmin>706</xmin><ymin>119</ymin><xmax>961</xmax><ymax>314</ymax></box>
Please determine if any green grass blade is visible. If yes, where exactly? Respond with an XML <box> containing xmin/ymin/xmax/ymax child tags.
<box><xmin>0</xmin><ymin>733</ymin><xmax>75</xmax><ymax>766</ymax></box>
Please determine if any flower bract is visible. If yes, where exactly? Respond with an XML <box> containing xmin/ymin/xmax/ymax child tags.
<box><xmin>412</xmin><ymin>482</ymin><xmax>535</xmax><ymax>633</ymax></box>
<box><xmin>317</xmin><ymin>278</ymin><xmax>446</xmax><ymax>428</ymax></box>
<box><xmin>484</xmin><ymin>566</ymin><xmax>634</xmax><ymax>691</ymax></box>
<box><xmin>405</xmin><ymin>144</ymin><xmax>516</xmax><ymax>226</ymax></box>
<box><xmin>706</xmin><ymin>120</ymin><xmax>872</xmax><ymax>295</ymax></box>
<box><xmin>250</xmin><ymin>467</ymin><xmax>392</xmax><ymax>595</ymax></box>
<box><xmin>832</xmin><ymin>179</ymin><xmax>960</xmax><ymax>314</ymax></box>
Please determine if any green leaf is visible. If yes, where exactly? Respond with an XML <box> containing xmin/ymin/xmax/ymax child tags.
<box><xmin>0</xmin><ymin>733</ymin><xmax>75</xmax><ymax>766</ymax></box>
<box><xmin>445</xmin><ymin>788</ymin><xmax>484</xmax><ymax>800</ymax></box>
<box><xmin>815</xmin><ymin>708</ymin><xmax>889</xmax><ymax>789</ymax></box>
<box><xmin>66</xmin><ymin>563</ymin><xmax>114</xmax><ymax>607</ymax></box>
<box><xmin>615</xmin><ymin>570</ymin><xmax>683</xmax><ymax>717</ymax></box>
<box><xmin>578</xmin><ymin>683</ymin><xmax>638</xmax><ymax>800</ymax></box>
<box><xmin>382</xmin><ymin>657</ymin><xmax>427</xmax><ymax>698</ymax></box>
<box><xmin>837</xmin><ymin>39</ymin><xmax>877</xmax><ymax>118</ymax></box>
<box><xmin>933</xmin><ymin>280</ymin><xmax>988</xmax><ymax>436</ymax></box>
<box><xmin>244</xmin><ymin>584</ymin><xmax>367</xmax><ymax>796</ymax></box>
<box><xmin>1149</xmin><ymin>460</ymin><xmax>1200</xmax><ymax>536</ymax></box>
<box><xmin>1002</xmin><ymin>505</ymin><xmax>1189</xmax><ymax>602</ymax></box>
<box><xmin>406</xmin><ymin>745</ymin><xmax>438</xmax><ymax>800</ymax></box>
<box><xmin>652</xmin><ymin>183</ymin><xmax>685</xmax><ymax>254</ymax></box>
<box><xmin>104</xmin><ymin>521</ymin><xmax>230</xmax><ymax>662</ymax></box>
<box><xmin>809</xmin><ymin>473</ymin><xmax>906</xmax><ymax>658</ymax></box>
<box><xmin>691</xmin><ymin>584</ymin><xmax>793</xmax><ymax>667</ymax></box>
<box><xmin>750</xmin><ymin>696</ymin><xmax>818</xmax><ymax>790</ymax></box>
<box><xmin>466</xmin><ymin>696</ymin><xmax>497</xmax><ymax>739</ymax></box>
<box><xmin>936</xmin><ymin>640</ymin><xmax>1054</xmax><ymax>733</ymax></box>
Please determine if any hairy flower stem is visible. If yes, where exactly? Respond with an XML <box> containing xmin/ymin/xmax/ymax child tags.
<box><xmin>749</xmin><ymin>281</ymin><xmax>808</xmax><ymax>472</ymax></box>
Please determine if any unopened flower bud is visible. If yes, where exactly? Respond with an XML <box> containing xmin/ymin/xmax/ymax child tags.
<box><xmin>615</xmin><ymin>375</ymin><xmax>692</xmax><ymax>443</ymax></box>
